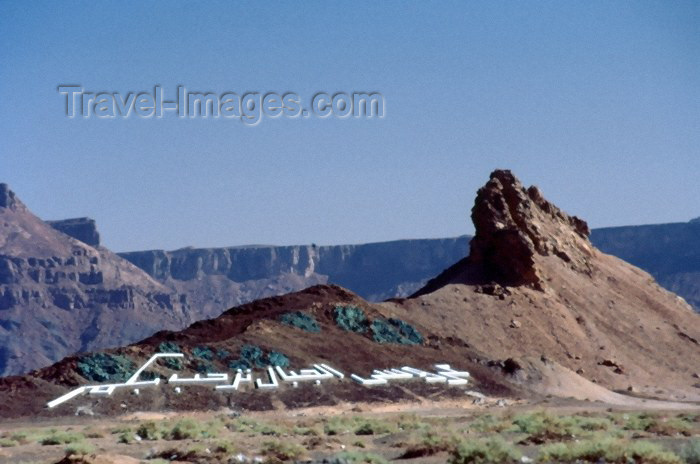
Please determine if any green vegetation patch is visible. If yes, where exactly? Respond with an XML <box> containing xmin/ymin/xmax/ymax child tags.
<box><xmin>39</xmin><ymin>430</ymin><xmax>85</xmax><ymax>446</ymax></box>
<box><xmin>194</xmin><ymin>360</ymin><xmax>216</xmax><ymax>374</ymax></box>
<box><xmin>267</xmin><ymin>351</ymin><xmax>290</xmax><ymax>367</ymax></box>
<box><xmin>539</xmin><ymin>437</ymin><xmax>682</xmax><ymax>463</ymax></box>
<box><xmin>192</xmin><ymin>345</ymin><xmax>214</xmax><ymax>360</ymax></box>
<box><xmin>77</xmin><ymin>353</ymin><xmax>135</xmax><ymax>383</ymax></box>
<box><xmin>370</xmin><ymin>317</ymin><xmax>423</xmax><ymax>345</ymax></box>
<box><xmin>157</xmin><ymin>341</ymin><xmax>181</xmax><ymax>353</ymax></box>
<box><xmin>280</xmin><ymin>311</ymin><xmax>321</xmax><ymax>333</ymax></box>
<box><xmin>334</xmin><ymin>305</ymin><xmax>369</xmax><ymax>333</ymax></box>
<box><xmin>335</xmin><ymin>451</ymin><xmax>389</xmax><ymax>463</ymax></box>
<box><xmin>449</xmin><ymin>437</ymin><xmax>521</xmax><ymax>464</ymax></box>
<box><xmin>261</xmin><ymin>440</ymin><xmax>305</xmax><ymax>462</ymax></box>
<box><xmin>229</xmin><ymin>344</ymin><xmax>290</xmax><ymax>369</ymax></box>
<box><xmin>681</xmin><ymin>440</ymin><xmax>700</xmax><ymax>464</ymax></box>
<box><xmin>156</xmin><ymin>342</ymin><xmax>183</xmax><ymax>370</ymax></box>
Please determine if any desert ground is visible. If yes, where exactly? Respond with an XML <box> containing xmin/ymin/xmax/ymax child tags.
<box><xmin>1</xmin><ymin>393</ymin><xmax>699</xmax><ymax>464</ymax></box>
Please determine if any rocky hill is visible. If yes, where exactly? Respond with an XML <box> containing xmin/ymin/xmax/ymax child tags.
<box><xmin>591</xmin><ymin>222</ymin><xmax>700</xmax><ymax>310</ymax></box>
<box><xmin>0</xmin><ymin>185</ymin><xmax>194</xmax><ymax>377</ymax></box>
<box><xmin>2</xmin><ymin>170</ymin><xmax>697</xmax><ymax>418</ymax></box>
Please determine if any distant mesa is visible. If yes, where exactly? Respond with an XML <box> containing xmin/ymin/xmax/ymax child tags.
<box><xmin>690</xmin><ymin>217</ymin><xmax>700</xmax><ymax>224</ymax></box>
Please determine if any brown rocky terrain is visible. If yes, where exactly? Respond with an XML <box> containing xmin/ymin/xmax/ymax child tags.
<box><xmin>0</xmin><ymin>184</ymin><xmax>194</xmax><ymax>376</ymax></box>
<box><xmin>0</xmin><ymin>170</ymin><xmax>697</xmax><ymax>418</ymax></box>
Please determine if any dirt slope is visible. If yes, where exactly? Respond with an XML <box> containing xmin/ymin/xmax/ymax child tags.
<box><xmin>402</xmin><ymin>170</ymin><xmax>699</xmax><ymax>400</ymax></box>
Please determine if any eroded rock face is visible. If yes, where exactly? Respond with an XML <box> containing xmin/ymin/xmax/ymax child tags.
<box><xmin>467</xmin><ymin>170</ymin><xmax>593</xmax><ymax>289</ymax></box>
<box><xmin>47</xmin><ymin>218</ymin><xmax>100</xmax><ymax>247</ymax></box>
<box><xmin>0</xmin><ymin>183</ymin><xmax>21</xmax><ymax>210</ymax></box>
<box><xmin>0</xmin><ymin>185</ymin><xmax>194</xmax><ymax>376</ymax></box>
<box><xmin>413</xmin><ymin>170</ymin><xmax>597</xmax><ymax>296</ymax></box>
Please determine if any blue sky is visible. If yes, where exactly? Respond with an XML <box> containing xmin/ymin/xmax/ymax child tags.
<box><xmin>1</xmin><ymin>1</ymin><xmax>698</xmax><ymax>251</ymax></box>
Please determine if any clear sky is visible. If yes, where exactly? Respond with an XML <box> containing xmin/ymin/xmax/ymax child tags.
<box><xmin>1</xmin><ymin>1</ymin><xmax>698</xmax><ymax>252</ymax></box>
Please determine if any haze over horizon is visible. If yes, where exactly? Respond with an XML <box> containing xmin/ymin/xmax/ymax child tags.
<box><xmin>1</xmin><ymin>1</ymin><xmax>698</xmax><ymax>252</ymax></box>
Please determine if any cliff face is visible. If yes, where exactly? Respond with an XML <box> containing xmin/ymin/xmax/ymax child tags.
<box><xmin>47</xmin><ymin>218</ymin><xmax>100</xmax><ymax>247</ymax></box>
<box><xmin>119</xmin><ymin>237</ymin><xmax>470</xmax><ymax>304</ymax></box>
<box><xmin>0</xmin><ymin>185</ymin><xmax>194</xmax><ymax>376</ymax></box>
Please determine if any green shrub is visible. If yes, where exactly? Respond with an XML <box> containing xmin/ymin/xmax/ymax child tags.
<box><xmin>213</xmin><ymin>440</ymin><xmax>236</xmax><ymax>454</ymax></box>
<box><xmin>324</xmin><ymin>417</ymin><xmax>350</xmax><ymax>436</ymax></box>
<box><xmin>267</xmin><ymin>351</ymin><xmax>290</xmax><ymax>367</ymax></box>
<box><xmin>336</xmin><ymin>451</ymin><xmax>389</xmax><ymax>463</ymax></box>
<box><xmin>467</xmin><ymin>414</ymin><xmax>511</xmax><ymax>433</ymax></box>
<box><xmin>136</xmin><ymin>421</ymin><xmax>160</xmax><ymax>440</ymax></box>
<box><xmin>163</xmin><ymin>418</ymin><xmax>221</xmax><ymax>440</ymax></box>
<box><xmin>157</xmin><ymin>341</ymin><xmax>181</xmax><ymax>353</ymax></box>
<box><xmin>280</xmin><ymin>311</ymin><xmax>321</xmax><ymax>333</ymax></box>
<box><xmin>334</xmin><ymin>305</ymin><xmax>368</xmax><ymax>333</ymax></box>
<box><xmin>681</xmin><ymin>440</ymin><xmax>700</xmax><ymax>464</ymax></box>
<box><xmin>449</xmin><ymin>437</ymin><xmax>521</xmax><ymax>464</ymax></box>
<box><xmin>39</xmin><ymin>431</ymin><xmax>84</xmax><ymax>446</ymax></box>
<box><xmin>0</xmin><ymin>438</ymin><xmax>17</xmax><ymax>447</ymax></box>
<box><xmin>292</xmin><ymin>426</ymin><xmax>320</xmax><ymax>436</ymax></box>
<box><xmin>539</xmin><ymin>437</ymin><xmax>681</xmax><ymax>464</ymax></box>
<box><xmin>194</xmin><ymin>360</ymin><xmax>215</xmax><ymax>374</ymax></box>
<box><xmin>370</xmin><ymin>318</ymin><xmax>423</xmax><ymax>345</ymax></box>
<box><xmin>117</xmin><ymin>431</ymin><xmax>133</xmax><ymax>444</ymax></box>
<box><xmin>261</xmin><ymin>440</ymin><xmax>304</xmax><ymax>461</ymax></box>
<box><xmin>216</xmin><ymin>348</ymin><xmax>231</xmax><ymax>359</ymax></box>
<box><xmin>511</xmin><ymin>411</ymin><xmax>577</xmax><ymax>443</ymax></box>
<box><xmin>354</xmin><ymin>419</ymin><xmax>393</xmax><ymax>436</ymax></box>
<box><xmin>192</xmin><ymin>345</ymin><xmax>214</xmax><ymax>360</ymax></box>
<box><xmin>77</xmin><ymin>353</ymin><xmax>135</xmax><ymax>382</ymax></box>
<box><xmin>163</xmin><ymin>357</ymin><xmax>182</xmax><ymax>370</ymax></box>
<box><xmin>229</xmin><ymin>344</ymin><xmax>289</xmax><ymax>369</ymax></box>
<box><xmin>401</xmin><ymin>431</ymin><xmax>454</xmax><ymax>459</ymax></box>
<box><xmin>165</xmin><ymin>419</ymin><xmax>201</xmax><ymax>440</ymax></box>
<box><xmin>64</xmin><ymin>442</ymin><xmax>95</xmax><ymax>457</ymax></box>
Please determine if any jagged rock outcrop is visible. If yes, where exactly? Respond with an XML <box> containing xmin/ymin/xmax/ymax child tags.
<box><xmin>0</xmin><ymin>184</ymin><xmax>19</xmax><ymax>209</ymax></box>
<box><xmin>0</xmin><ymin>185</ymin><xmax>195</xmax><ymax>376</ymax></box>
<box><xmin>47</xmin><ymin>217</ymin><xmax>100</xmax><ymax>247</ymax></box>
<box><xmin>467</xmin><ymin>169</ymin><xmax>593</xmax><ymax>289</ymax></box>
<box><xmin>414</xmin><ymin>170</ymin><xmax>595</xmax><ymax>295</ymax></box>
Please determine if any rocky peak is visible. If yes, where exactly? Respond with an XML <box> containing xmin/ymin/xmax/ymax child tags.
<box><xmin>467</xmin><ymin>170</ymin><xmax>593</xmax><ymax>289</ymax></box>
<box><xmin>0</xmin><ymin>183</ymin><xmax>23</xmax><ymax>210</ymax></box>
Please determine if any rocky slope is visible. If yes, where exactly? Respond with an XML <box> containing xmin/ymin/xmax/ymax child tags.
<box><xmin>2</xmin><ymin>170</ymin><xmax>697</xmax><ymax>417</ymax></box>
<box><xmin>403</xmin><ymin>170</ymin><xmax>699</xmax><ymax>399</ymax></box>
<box><xmin>0</xmin><ymin>185</ymin><xmax>195</xmax><ymax>376</ymax></box>
<box><xmin>592</xmin><ymin>222</ymin><xmax>700</xmax><ymax>310</ymax></box>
